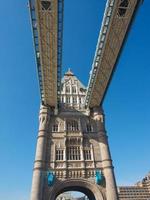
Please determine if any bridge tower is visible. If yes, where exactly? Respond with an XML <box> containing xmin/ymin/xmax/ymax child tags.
<box><xmin>28</xmin><ymin>0</ymin><xmax>143</xmax><ymax>200</ymax></box>
<box><xmin>30</xmin><ymin>69</ymin><xmax>117</xmax><ymax>200</ymax></box>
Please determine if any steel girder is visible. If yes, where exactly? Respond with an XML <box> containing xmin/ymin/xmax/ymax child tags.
<box><xmin>29</xmin><ymin>0</ymin><xmax>64</xmax><ymax>107</ymax></box>
<box><xmin>85</xmin><ymin>0</ymin><xmax>142</xmax><ymax>108</ymax></box>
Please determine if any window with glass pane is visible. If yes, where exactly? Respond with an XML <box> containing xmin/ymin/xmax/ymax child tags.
<box><xmin>79</xmin><ymin>97</ymin><xmax>82</xmax><ymax>104</ymax></box>
<box><xmin>66</xmin><ymin>120</ymin><xmax>79</xmax><ymax>131</ymax></box>
<box><xmin>66</xmin><ymin>96</ymin><xmax>70</xmax><ymax>104</ymax></box>
<box><xmin>52</xmin><ymin>124</ymin><xmax>58</xmax><ymax>132</ymax></box>
<box><xmin>86</xmin><ymin>124</ymin><xmax>92</xmax><ymax>132</ymax></box>
<box><xmin>67</xmin><ymin>146</ymin><xmax>81</xmax><ymax>160</ymax></box>
<box><xmin>73</xmin><ymin>97</ymin><xmax>77</xmax><ymax>104</ymax></box>
<box><xmin>56</xmin><ymin>149</ymin><xmax>64</xmax><ymax>160</ymax></box>
<box><xmin>84</xmin><ymin>148</ymin><xmax>91</xmax><ymax>160</ymax></box>
<box><xmin>72</xmin><ymin>86</ymin><xmax>76</xmax><ymax>94</ymax></box>
<box><xmin>66</xmin><ymin>86</ymin><xmax>70</xmax><ymax>93</ymax></box>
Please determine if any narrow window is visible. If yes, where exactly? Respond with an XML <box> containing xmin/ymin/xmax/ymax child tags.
<box><xmin>66</xmin><ymin>96</ymin><xmax>70</xmax><ymax>104</ymax></box>
<box><xmin>86</xmin><ymin>124</ymin><xmax>92</xmax><ymax>132</ymax></box>
<box><xmin>67</xmin><ymin>146</ymin><xmax>81</xmax><ymax>160</ymax></box>
<box><xmin>56</xmin><ymin>149</ymin><xmax>64</xmax><ymax>160</ymax></box>
<box><xmin>79</xmin><ymin>97</ymin><xmax>82</xmax><ymax>104</ymax></box>
<box><xmin>66</xmin><ymin>86</ymin><xmax>70</xmax><ymax>93</ymax></box>
<box><xmin>73</xmin><ymin>96</ymin><xmax>77</xmax><ymax>104</ymax></box>
<box><xmin>84</xmin><ymin>149</ymin><xmax>91</xmax><ymax>160</ymax></box>
<box><xmin>52</xmin><ymin>124</ymin><xmax>58</xmax><ymax>132</ymax></box>
<box><xmin>66</xmin><ymin>120</ymin><xmax>79</xmax><ymax>131</ymax></box>
<box><xmin>72</xmin><ymin>86</ymin><xmax>76</xmax><ymax>94</ymax></box>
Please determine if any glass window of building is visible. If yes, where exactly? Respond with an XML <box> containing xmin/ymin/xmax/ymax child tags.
<box><xmin>83</xmin><ymin>139</ymin><xmax>91</xmax><ymax>160</ymax></box>
<box><xmin>66</xmin><ymin>138</ymin><xmax>81</xmax><ymax>160</ymax></box>
<box><xmin>56</xmin><ymin>149</ymin><xmax>64</xmax><ymax>160</ymax></box>
<box><xmin>86</xmin><ymin>123</ymin><xmax>92</xmax><ymax>132</ymax></box>
<box><xmin>66</xmin><ymin>120</ymin><xmax>79</xmax><ymax>131</ymax></box>
<box><xmin>52</xmin><ymin>124</ymin><xmax>58</xmax><ymax>132</ymax></box>
<box><xmin>79</xmin><ymin>97</ymin><xmax>82</xmax><ymax>104</ymax></box>
<box><xmin>73</xmin><ymin>96</ymin><xmax>77</xmax><ymax>104</ymax></box>
<box><xmin>72</xmin><ymin>86</ymin><xmax>76</xmax><ymax>94</ymax></box>
<box><xmin>67</xmin><ymin>146</ymin><xmax>81</xmax><ymax>160</ymax></box>
<box><xmin>84</xmin><ymin>149</ymin><xmax>91</xmax><ymax>160</ymax></box>
<box><xmin>66</xmin><ymin>96</ymin><xmax>70</xmax><ymax>104</ymax></box>
<box><xmin>66</xmin><ymin>86</ymin><xmax>70</xmax><ymax>93</ymax></box>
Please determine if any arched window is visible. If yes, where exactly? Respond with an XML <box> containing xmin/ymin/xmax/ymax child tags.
<box><xmin>66</xmin><ymin>120</ymin><xmax>79</xmax><ymax>131</ymax></box>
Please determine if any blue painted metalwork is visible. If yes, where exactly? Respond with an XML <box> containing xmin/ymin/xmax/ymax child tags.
<box><xmin>57</xmin><ymin>0</ymin><xmax>64</xmax><ymax>105</ymax></box>
<box><xmin>95</xmin><ymin>170</ymin><xmax>105</xmax><ymax>185</ymax></box>
<box><xmin>47</xmin><ymin>171</ymin><xmax>55</xmax><ymax>187</ymax></box>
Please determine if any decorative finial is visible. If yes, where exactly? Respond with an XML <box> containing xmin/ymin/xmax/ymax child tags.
<box><xmin>65</xmin><ymin>68</ymin><xmax>74</xmax><ymax>76</ymax></box>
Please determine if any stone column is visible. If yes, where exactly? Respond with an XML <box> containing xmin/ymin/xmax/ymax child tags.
<box><xmin>70</xmin><ymin>95</ymin><xmax>73</xmax><ymax>107</ymax></box>
<box><xmin>80</xmin><ymin>143</ymin><xmax>84</xmax><ymax>161</ymax></box>
<box><xmin>78</xmin><ymin>117</ymin><xmax>82</xmax><ymax>133</ymax></box>
<box><xmin>77</xmin><ymin>96</ymin><xmax>80</xmax><ymax>109</ymax></box>
<box><xmin>64</xmin><ymin>118</ymin><xmax>66</xmax><ymax>132</ymax></box>
<box><xmin>90</xmin><ymin>144</ymin><xmax>94</xmax><ymax>161</ymax></box>
<box><xmin>92</xmin><ymin>106</ymin><xmax>118</xmax><ymax>200</ymax></box>
<box><xmin>64</xmin><ymin>95</ymin><xmax>66</xmax><ymax>104</ymax></box>
<box><xmin>30</xmin><ymin>105</ymin><xmax>51</xmax><ymax>200</ymax></box>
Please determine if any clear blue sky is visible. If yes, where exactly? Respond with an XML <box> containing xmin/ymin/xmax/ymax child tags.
<box><xmin>0</xmin><ymin>1</ymin><xmax>149</xmax><ymax>200</ymax></box>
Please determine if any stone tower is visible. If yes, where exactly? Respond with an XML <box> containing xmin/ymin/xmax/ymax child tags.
<box><xmin>30</xmin><ymin>69</ymin><xmax>118</xmax><ymax>200</ymax></box>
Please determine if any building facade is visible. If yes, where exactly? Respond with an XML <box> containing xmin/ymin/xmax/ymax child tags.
<box><xmin>56</xmin><ymin>192</ymin><xmax>88</xmax><ymax>200</ymax></box>
<box><xmin>118</xmin><ymin>172</ymin><xmax>150</xmax><ymax>200</ymax></box>
<box><xmin>56</xmin><ymin>192</ymin><xmax>74</xmax><ymax>200</ymax></box>
<box><xmin>30</xmin><ymin>69</ymin><xmax>118</xmax><ymax>200</ymax></box>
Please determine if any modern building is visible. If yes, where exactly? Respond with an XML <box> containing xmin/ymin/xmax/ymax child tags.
<box><xmin>118</xmin><ymin>172</ymin><xmax>150</xmax><ymax>200</ymax></box>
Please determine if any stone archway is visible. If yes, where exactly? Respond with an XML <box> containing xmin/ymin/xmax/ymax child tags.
<box><xmin>49</xmin><ymin>179</ymin><xmax>106</xmax><ymax>200</ymax></box>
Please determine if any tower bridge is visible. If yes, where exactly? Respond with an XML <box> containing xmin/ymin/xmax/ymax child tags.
<box><xmin>28</xmin><ymin>0</ymin><xmax>143</xmax><ymax>200</ymax></box>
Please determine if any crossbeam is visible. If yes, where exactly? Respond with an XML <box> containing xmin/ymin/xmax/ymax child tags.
<box><xmin>29</xmin><ymin>0</ymin><xmax>64</xmax><ymax>107</ymax></box>
<box><xmin>85</xmin><ymin>0</ymin><xmax>142</xmax><ymax>108</ymax></box>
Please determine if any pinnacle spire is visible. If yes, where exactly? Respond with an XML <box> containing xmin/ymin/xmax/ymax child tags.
<box><xmin>65</xmin><ymin>68</ymin><xmax>74</xmax><ymax>76</ymax></box>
